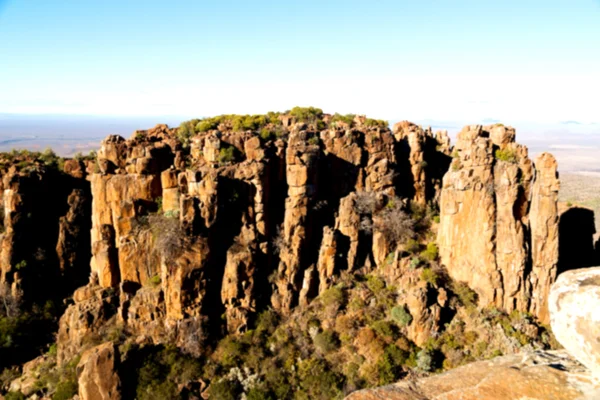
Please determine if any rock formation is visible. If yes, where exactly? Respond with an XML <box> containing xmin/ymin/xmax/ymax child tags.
<box><xmin>2</xmin><ymin>111</ymin><xmax>593</xmax><ymax>400</ymax></box>
<box><xmin>77</xmin><ymin>342</ymin><xmax>121</xmax><ymax>400</ymax></box>
<box><xmin>348</xmin><ymin>266</ymin><xmax>600</xmax><ymax>400</ymax></box>
<box><xmin>549</xmin><ymin>266</ymin><xmax>600</xmax><ymax>380</ymax></box>
<box><xmin>0</xmin><ymin>152</ymin><xmax>91</xmax><ymax>303</ymax></box>
<box><xmin>438</xmin><ymin>124</ymin><xmax>559</xmax><ymax>322</ymax></box>
<box><xmin>52</xmin><ymin>115</ymin><xmax>454</xmax><ymax>364</ymax></box>
<box><xmin>345</xmin><ymin>350</ymin><xmax>600</xmax><ymax>400</ymax></box>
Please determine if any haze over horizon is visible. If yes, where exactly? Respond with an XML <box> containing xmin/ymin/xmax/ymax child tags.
<box><xmin>1</xmin><ymin>0</ymin><xmax>599</xmax><ymax>123</ymax></box>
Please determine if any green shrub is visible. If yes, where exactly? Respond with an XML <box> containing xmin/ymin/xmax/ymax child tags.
<box><xmin>385</xmin><ymin>252</ymin><xmax>396</xmax><ymax>265</ymax></box>
<box><xmin>176</xmin><ymin>119</ymin><xmax>199</xmax><ymax>145</ymax></box>
<box><xmin>15</xmin><ymin>260</ymin><xmax>27</xmax><ymax>271</ymax></box>
<box><xmin>416</xmin><ymin>349</ymin><xmax>434</xmax><ymax>371</ymax></box>
<box><xmin>147</xmin><ymin>275</ymin><xmax>161</xmax><ymax>287</ymax></box>
<box><xmin>255</xmin><ymin>309</ymin><xmax>279</xmax><ymax>335</ymax></box>
<box><xmin>246</xmin><ymin>386</ymin><xmax>276</xmax><ymax>400</ymax></box>
<box><xmin>307</xmin><ymin>136</ymin><xmax>320</xmax><ymax>146</ymax></box>
<box><xmin>409</xmin><ymin>257</ymin><xmax>421</xmax><ymax>269</ymax></box>
<box><xmin>47</xmin><ymin>343</ymin><xmax>57</xmax><ymax>356</ymax></box>
<box><xmin>132</xmin><ymin>346</ymin><xmax>202</xmax><ymax>400</ymax></box>
<box><xmin>391</xmin><ymin>306</ymin><xmax>412</xmax><ymax>327</ymax></box>
<box><xmin>289</xmin><ymin>106</ymin><xmax>323</xmax><ymax>124</ymax></box>
<box><xmin>330</xmin><ymin>113</ymin><xmax>355</xmax><ymax>127</ymax></box>
<box><xmin>495</xmin><ymin>148</ymin><xmax>518</xmax><ymax>163</ymax></box>
<box><xmin>4</xmin><ymin>392</ymin><xmax>26</xmax><ymax>400</ymax></box>
<box><xmin>371</xmin><ymin>320</ymin><xmax>398</xmax><ymax>340</ymax></box>
<box><xmin>195</xmin><ymin>117</ymin><xmax>222</xmax><ymax>133</ymax></box>
<box><xmin>420</xmin><ymin>268</ymin><xmax>440</xmax><ymax>287</ymax></box>
<box><xmin>208</xmin><ymin>379</ymin><xmax>242</xmax><ymax>400</ymax></box>
<box><xmin>259</xmin><ymin>128</ymin><xmax>275</xmax><ymax>141</ymax></box>
<box><xmin>420</xmin><ymin>242</ymin><xmax>439</xmax><ymax>261</ymax></box>
<box><xmin>366</xmin><ymin>274</ymin><xmax>386</xmax><ymax>294</ymax></box>
<box><xmin>313</xmin><ymin>330</ymin><xmax>339</xmax><ymax>353</ymax></box>
<box><xmin>405</xmin><ymin>239</ymin><xmax>420</xmax><ymax>254</ymax></box>
<box><xmin>297</xmin><ymin>358</ymin><xmax>343</xmax><ymax>399</ymax></box>
<box><xmin>452</xmin><ymin>281</ymin><xmax>478</xmax><ymax>309</ymax></box>
<box><xmin>216</xmin><ymin>338</ymin><xmax>245</xmax><ymax>368</ymax></box>
<box><xmin>376</xmin><ymin>344</ymin><xmax>409</xmax><ymax>385</ymax></box>
<box><xmin>40</xmin><ymin>147</ymin><xmax>61</xmax><ymax>169</ymax></box>
<box><xmin>53</xmin><ymin>380</ymin><xmax>78</xmax><ymax>400</ymax></box>
<box><xmin>363</xmin><ymin>118</ymin><xmax>388</xmax><ymax>128</ymax></box>
<box><xmin>218</xmin><ymin>146</ymin><xmax>240</xmax><ymax>164</ymax></box>
<box><xmin>320</xmin><ymin>286</ymin><xmax>344</xmax><ymax>308</ymax></box>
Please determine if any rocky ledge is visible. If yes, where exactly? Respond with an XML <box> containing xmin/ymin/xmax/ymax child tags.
<box><xmin>345</xmin><ymin>350</ymin><xmax>599</xmax><ymax>400</ymax></box>
<box><xmin>348</xmin><ymin>267</ymin><xmax>600</xmax><ymax>399</ymax></box>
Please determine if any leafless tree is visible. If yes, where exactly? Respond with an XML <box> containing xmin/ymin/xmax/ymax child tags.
<box><xmin>0</xmin><ymin>282</ymin><xmax>23</xmax><ymax>318</ymax></box>
<box><xmin>134</xmin><ymin>214</ymin><xmax>187</xmax><ymax>266</ymax></box>
<box><xmin>373</xmin><ymin>197</ymin><xmax>415</xmax><ymax>245</ymax></box>
<box><xmin>271</xmin><ymin>226</ymin><xmax>286</xmax><ymax>255</ymax></box>
<box><xmin>354</xmin><ymin>191</ymin><xmax>378</xmax><ymax>215</ymax></box>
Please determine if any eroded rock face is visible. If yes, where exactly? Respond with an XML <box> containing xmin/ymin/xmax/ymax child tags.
<box><xmin>529</xmin><ymin>153</ymin><xmax>560</xmax><ymax>322</ymax></box>
<box><xmin>77</xmin><ymin>342</ymin><xmax>121</xmax><ymax>400</ymax></box>
<box><xmin>438</xmin><ymin>125</ymin><xmax>559</xmax><ymax>322</ymax></box>
<box><xmin>0</xmin><ymin>160</ymin><xmax>91</xmax><ymax>303</ymax></box>
<box><xmin>57</xmin><ymin>281</ymin><xmax>119</xmax><ymax>365</ymax></box>
<box><xmin>49</xmin><ymin>117</ymin><xmax>567</xmax><ymax>374</ymax></box>
<box><xmin>345</xmin><ymin>350</ymin><xmax>600</xmax><ymax>400</ymax></box>
<box><xmin>549</xmin><ymin>267</ymin><xmax>600</xmax><ymax>380</ymax></box>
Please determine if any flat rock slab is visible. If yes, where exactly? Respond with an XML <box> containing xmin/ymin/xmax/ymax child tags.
<box><xmin>345</xmin><ymin>350</ymin><xmax>600</xmax><ymax>400</ymax></box>
<box><xmin>549</xmin><ymin>266</ymin><xmax>600</xmax><ymax>380</ymax></box>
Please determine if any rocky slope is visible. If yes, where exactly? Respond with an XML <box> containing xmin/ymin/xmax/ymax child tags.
<box><xmin>347</xmin><ymin>267</ymin><xmax>600</xmax><ymax>400</ymax></box>
<box><xmin>0</xmin><ymin>108</ymin><xmax>598</xmax><ymax>400</ymax></box>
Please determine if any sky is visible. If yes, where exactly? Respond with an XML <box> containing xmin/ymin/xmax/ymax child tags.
<box><xmin>0</xmin><ymin>0</ymin><xmax>599</xmax><ymax>123</ymax></box>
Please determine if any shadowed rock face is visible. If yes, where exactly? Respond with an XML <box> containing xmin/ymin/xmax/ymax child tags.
<box><xmin>558</xmin><ymin>207</ymin><xmax>598</xmax><ymax>273</ymax></box>
<box><xmin>0</xmin><ymin>157</ymin><xmax>92</xmax><ymax>304</ymax></box>
<box><xmin>438</xmin><ymin>125</ymin><xmax>560</xmax><ymax>323</ymax></box>
<box><xmin>53</xmin><ymin>118</ymin><xmax>458</xmax><ymax>363</ymax></box>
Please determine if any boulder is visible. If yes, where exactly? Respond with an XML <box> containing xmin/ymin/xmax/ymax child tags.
<box><xmin>77</xmin><ymin>342</ymin><xmax>121</xmax><ymax>400</ymax></box>
<box><xmin>549</xmin><ymin>267</ymin><xmax>600</xmax><ymax>380</ymax></box>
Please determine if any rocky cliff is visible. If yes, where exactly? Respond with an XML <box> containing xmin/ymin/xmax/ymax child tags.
<box><xmin>437</xmin><ymin>124</ymin><xmax>561</xmax><ymax>323</ymax></box>
<box><xmin>0</xmin><ymin>109</ymin><xmax>596</xmax><ymax>400</ymax></box>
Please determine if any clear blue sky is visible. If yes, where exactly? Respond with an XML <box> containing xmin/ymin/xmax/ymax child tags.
<box><xmin>0</xmin><ymin>0</ymin><xmax>599</xmax><ymax>122</ymax></box>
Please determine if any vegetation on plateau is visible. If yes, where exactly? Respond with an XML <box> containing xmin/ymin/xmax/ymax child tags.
<box><xmin>176</xmin><ymin>107</ymin><xmax>389</xmax><ymax>146</ymax></box>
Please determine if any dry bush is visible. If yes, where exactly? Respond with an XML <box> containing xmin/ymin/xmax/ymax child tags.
<box><xmin>374</xmin><ymin>198</ymin><xmax>415</xmax><ymax>245</ymax></box>
<box><xmin>271</xmin><ymin>226</ymin><xmax>286</xmax><ymax>255</ymax></box>
<box><xmin>0</xmin><ymin>282</ymin><xmax>23</xmax><ymax>318</ymax></box>
<box><xmin>354</xmin><ymin>191</ymin><xmax>378</xmax><ymax>215</ymax></box>
<box><xmin>135</xmin><ymin>214</ymin><xmax>187</xmax><ymax>264</ymax></box>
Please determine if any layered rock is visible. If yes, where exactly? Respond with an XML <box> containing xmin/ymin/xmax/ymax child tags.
<box><xmin>271</xmin><ymin>129</ymin><xmax>321</xmax><ymax>313</ymax></box>
<box><xmin>438</xmin><ymin>125</ymin><xmax>559</xmax><ymax>322</ymax></box>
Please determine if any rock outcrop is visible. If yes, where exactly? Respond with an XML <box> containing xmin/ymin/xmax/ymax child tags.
<box><xmin>53</xmin><ymin>116</ymin><xmax>455</xmax><ymax>364</ymax></box>
<box><xmin>345</xmin><ymin>350</ymin><xmax>600</xmax><ymax>400</ymax></box>
<box><xmin>348</xmin><ymin>266</ymin><xmax>600</xmax><ymax>399</ymax></box>
<box><xmin>549</xmin><ymin>266</ymin><xmax>600</xmax><ymax>379</ymax></box>
<box><xmin>77</xmin><ymin>342</ymin><xmax>121</xmax><ymax>400</ymax></box>
<box><xmin>438</xmin><ymin>125</ymin><xmax>559</xmax><ymax>322</ymax></box>
<box><xmin>0</xmin><ymin>153</ymin><xmax>91</xmax><ymax>303</ymax></box>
